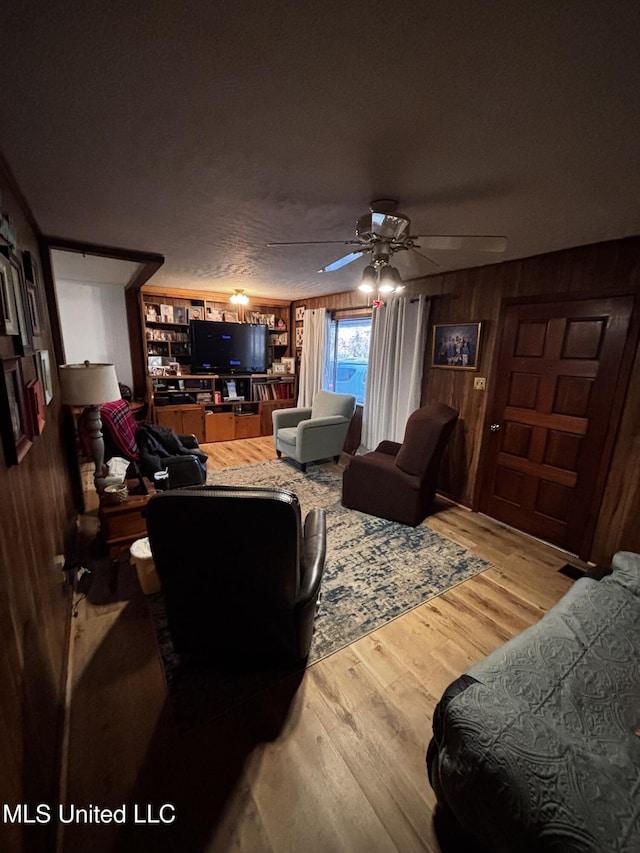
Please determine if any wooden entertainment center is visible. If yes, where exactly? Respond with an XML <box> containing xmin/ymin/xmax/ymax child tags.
<box><xmin>140</xmin><ymin>287</ymin><xmax>296</xmax><ymax>443</ymax></box>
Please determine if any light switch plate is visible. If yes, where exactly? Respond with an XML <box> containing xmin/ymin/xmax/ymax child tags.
<box><xmin>473</xmin><ymin>377</ymin><xmax>487</xmax><ymax>390</ymax></box>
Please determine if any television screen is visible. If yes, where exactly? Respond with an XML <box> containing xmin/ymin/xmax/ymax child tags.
<box><xmin>190</xmin><ymin>320</ymin><xmax>268</xmax><ymax>374</ymax></box>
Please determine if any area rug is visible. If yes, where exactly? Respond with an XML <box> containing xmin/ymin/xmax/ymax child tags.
<box><xmin>147</xmin><ymin>460</ymin><xmax>490</xmax><ymax>729</ymax></box>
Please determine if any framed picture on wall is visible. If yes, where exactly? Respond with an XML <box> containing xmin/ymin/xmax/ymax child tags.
<box><xmin>26</xmin><ymin>282</ymin><xmax>42</xmax><ymax>336</ymax></box>
<box><xmin>26</xmin><ymin>378</ymin><xmax>46</xmax><ymax>435</ymax></box>
<box><xmin>1</xmin><ymin>247</ymin><xmax>32</xmax><ymax>355</ymax></box>
<box><xmin>431</xmin><ymin>322</ymin><xmax>482</xmax><ymax>370</ymax></box>
<box><xmin>295</xmin><ymin>306</ymin><xmax>305</xmax><ymax>322</ymax></box>
<box><xmin>0</xmin><ymin>250</ymin><xmax>18</xmax><ymax>335</ymax></box>
<box><xmin>35</xmin><ymin>349</ymin><xmax>53</xmax><ymax>405</ymax></box>
<box><xmin>0</xmin><ymin>357</ymin><xmax>33</xmax><ymax>465</ymax></box>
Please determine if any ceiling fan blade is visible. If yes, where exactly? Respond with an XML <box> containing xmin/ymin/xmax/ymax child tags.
<box><xmin>412</xmin><ymin>235</ymin><xmax>508</xmax><ymax>253</ymax></box>
<box><xmin>319</xmin><ymin>250</ymin><xmax>366</xmax><ymax>273</ymax></box>
<box><xmin>408</xmin><ymin>247</ymin><xmax>440</xmax><ymax>268</ymax></box>
<box><xmin>267</xmin><ymin>239</ymin><xmax>361</xmax><ymax>247</ymax></box>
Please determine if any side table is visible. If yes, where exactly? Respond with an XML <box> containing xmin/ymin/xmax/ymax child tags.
<box><xmin>99</xmin><ymin>478</ymin><xmax>156</xmax><ymax>559</ymax></box>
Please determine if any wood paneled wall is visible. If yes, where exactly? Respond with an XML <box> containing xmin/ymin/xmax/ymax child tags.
<box><xmin>292</xmin><ymin>237</ymin><xmax>640</xmax><ymax>563</ymax></box>
<box><xmin>0</xmin><ymin>157</ymin><xmax>76</xmax><ymax>851</ymax></box>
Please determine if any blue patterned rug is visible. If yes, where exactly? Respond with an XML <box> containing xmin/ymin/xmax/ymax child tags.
<box><xmin>207</xmin><ymin>459</ymin><xmax>490</xmax><ymax>662</ymax></box>
<box><xmin>147</xmin><ymin>460</ymin><xmax>490</xmax><ymax>729</ymax></box>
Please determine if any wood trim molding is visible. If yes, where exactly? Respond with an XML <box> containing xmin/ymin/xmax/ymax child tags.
<box><xmin>141</xmin><ymin>284</ymin><xmax>291</xmax><ymax>308</ymax></box>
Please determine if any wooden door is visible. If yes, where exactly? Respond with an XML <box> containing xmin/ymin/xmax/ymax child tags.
<box><xmin>479</xmin><ymin>295</ymin><xmax>634</xmax><ymax>557</ymax></box>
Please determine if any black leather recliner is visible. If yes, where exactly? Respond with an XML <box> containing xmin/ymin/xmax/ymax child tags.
<box><xmin>145</xmin><ymin>485</ymin><xmax>327</xmax><ymax>665</ymax></box>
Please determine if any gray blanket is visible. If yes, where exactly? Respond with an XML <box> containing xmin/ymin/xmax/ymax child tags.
<box><xmin>433</xmin><ymin>551</ymin><xmax>640</xmax><ymax>852</ymax></box>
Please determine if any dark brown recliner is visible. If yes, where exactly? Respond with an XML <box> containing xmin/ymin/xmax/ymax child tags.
<box><xmin>341</xmin><ymin>403</ymin><xmax>459</xmax><ymax>526</ymax></box>
<box><xmin>145</xmin><ymin>485</ymin><xmax>326</xmax><ymax>665</ymax></box>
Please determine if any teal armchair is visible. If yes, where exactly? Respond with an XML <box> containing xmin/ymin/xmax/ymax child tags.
<box><xmin>273</xmin><ymin>390</ymin><xmax>356</xmax><ymax>472</ymax></box>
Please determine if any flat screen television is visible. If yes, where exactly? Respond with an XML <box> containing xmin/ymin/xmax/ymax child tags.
<box><xmin>190</xmin><ymin>320</ymin><xmax>268</xmax><ymax>374</ymax></box>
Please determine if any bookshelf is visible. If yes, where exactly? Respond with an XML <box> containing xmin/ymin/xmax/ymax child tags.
<box><xmin>140</xmin><ymin>287</ymin><xmax>296</xmax><ymax>442</ymax></box>
<box><xmin>149</xmin><ymin>372</ymin><xmax>297</xmax><ymax>443</ymax></box>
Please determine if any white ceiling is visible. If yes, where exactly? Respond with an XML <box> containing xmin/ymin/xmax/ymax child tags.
<box><xmin>1</xmin><ymin>1</ymin><xmax>639</xmax><ymax>300</ymax></box>
<box><xmin>51</xmin><ymin>250</ymin><xmax>142</xmax><ymax>288</ymax></box>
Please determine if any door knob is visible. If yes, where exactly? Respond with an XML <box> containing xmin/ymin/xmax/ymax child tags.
<box><xmin>490</xmin><ymin>423</ymin><xmax>501</xmax><ymax>432</ymax></box>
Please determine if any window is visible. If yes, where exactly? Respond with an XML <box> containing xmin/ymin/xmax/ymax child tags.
<box><xmin>326</xmin><ymin>316</ymin><xmax>371</xmax><ymax>405</ymax></box>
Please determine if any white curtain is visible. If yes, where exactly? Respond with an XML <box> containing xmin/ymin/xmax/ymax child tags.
<box><xmin>361</xmin><ymin>294</ymin><xmax>430</xmax><ymax>450</ymax></box>
<box><xmin>297</xmin><ymin>308</ymin><xmax>330</xmax><ymax>407</ymax></box>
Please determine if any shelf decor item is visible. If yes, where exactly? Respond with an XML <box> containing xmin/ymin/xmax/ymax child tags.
<box><xmin>145</xmin><ymin>303</ymin><xmax>160</xmax><ymax>322</ymax></box>
<box><xmin>272</xmin><ymin>362</ymin><xmax>287</xmax><ymax>375</ymax></box>
<box><xmin>173</xmin><ymin>304</ymin><xmax>188</xmax><ymax>324</ymax></box>
<box><xmin>281</xmin><ymin>357</ymin><xmax>295</xmax><ymax>374</ymax></box>
<box><xmin>160</xmin><ymin>304</ymin><xmax>174</xmax><ymax>323</ymax></box>
<box><xmin>431</xmin><ymin>322</ymin><xmax>482</xmax><ymax>370</ymax></box>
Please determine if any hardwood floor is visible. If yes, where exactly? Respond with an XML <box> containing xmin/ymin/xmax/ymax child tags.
<box><xmin>60</xmin><ymin>437</ymin><xmax>579</xmax><ymax>853</ymax></box>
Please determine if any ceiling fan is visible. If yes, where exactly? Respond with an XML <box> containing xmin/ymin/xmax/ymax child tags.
<box><xmin>267</xmin><ymin>199</ymin><xmax>507</xmax><ymax>287</ymax></box>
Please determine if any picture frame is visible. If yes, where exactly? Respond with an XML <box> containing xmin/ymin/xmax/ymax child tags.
<box><xmin>0</xmin><ymin>249</ymin><xmax>18</xmax><ymax>335</ymax></box>
<box><xmin>281</xmin><ymin>356</ymin><xmax>295</xmax><ymax>374</ymax></box>
<box><xmin>172</xmin><ymin>303</ymin><xmax>188</xmax><ymax>325</ymax></box>
<box><xmin>160</xmin><ymin>303</ymin><xmax>174</xmax><ymax>323</ymax></box>
<box><xmin>295</xmin><ymin>326</ymin><xmax>304</xmax><ymax>348</ymax></box>
<box><xmin>205</xmin><ymin>302</ymin><xmax>223</xmax><ymax>322</ymax></box>
<box><xmin>144</xmin><ymin>302</ymin><xmax>160</xmax><ymax>323</ymax></box>
<box><xmin>295</xmin><ymin>306</ymin><xmax>305</xmax><ymax>322</ymax></box>
<box><xmin>1</xmin><ymin>247</ymin><xmax>32</xmax><ymax>355</ymax></box>
<box><xmin>26</xmin><ymin>281</ymin><xmax>42</xmax><ymax>336</ymax></box>
<box><xmin>26</xmin><ymin>378</ymin><xmax>46</xmax><ymax>435</ymax></box>
<box><xmin>35</xmin><ymin>349</ymin><xmax>53</xmax><ymax>405</ymax></box>
<box><xmin>188</xmin><ymin>305</ymin><xmax>203</xmax><ymax>322</ymax></box>
<box><xmin>431</xmin><ymin>322</ymin><xmax>482</xmax><ymax>370</ymax></box>
<box><xmin>223</xmin><ymin>310</ymin><xmax>239</xmax><ymax>323</ymax></box>
<box><xmin>272</xmin><ymin>362</ymin><xmax>287</xmax><ymax>375</ymax></box>
<box><xmin>0</xmin><ymin>357</ymin><xmax>33</xmax><ymax>465</ymax></box>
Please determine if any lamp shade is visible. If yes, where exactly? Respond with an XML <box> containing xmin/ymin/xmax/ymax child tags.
<box><xmin>59</xmin><ymin>362</ymin><xmax>121</xmax><ymax>406</ymax></box>
<box><xmin>379</xmin><ymin>265</ymin><xmax>403</xmax><ymax>288</ymax></box>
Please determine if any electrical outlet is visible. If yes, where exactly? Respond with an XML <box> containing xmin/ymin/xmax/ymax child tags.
<box><xmin>473</xmin><ymin>377</ymin><xmax>487</xmax><ymax>390</ymax></box>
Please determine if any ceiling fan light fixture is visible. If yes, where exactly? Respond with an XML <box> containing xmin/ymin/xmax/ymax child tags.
<box><xmin>230</xmin><ymin>289</ymin><xmax>249</xmax><ymax>305</ymax></box>
<box><xmin>359</xmin><ymin>264</ymin><xmax>378</xmax><ymax>293</ymax></box>
<box><xmin>379</xmin><ymin>264</ymin><xmax>403</xmax><ymax>287</ymax></box>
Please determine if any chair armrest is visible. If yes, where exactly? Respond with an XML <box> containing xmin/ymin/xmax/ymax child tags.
<box><xmin>297</xmin><ymin>415</ymin><xmax>349</xmax><ymax>434</ymax></box>
<box><xmin>298</xmin><ymin>508</ymin><xmax>326</xmax><ymax>605</ymax></box>
<box><xmin>375</xmin><ymin>440</ymin><xmax>401</xmax><ymax>456</ymax></box>
<box><xmin>178</xmin><ymin>433</ymin><xmax>200</xmax><ymax>449</ymax></box>
<box><xmin>273</xmin><ymin>407</ymin><xmax>312</xmax><ymax>430</ymax></box>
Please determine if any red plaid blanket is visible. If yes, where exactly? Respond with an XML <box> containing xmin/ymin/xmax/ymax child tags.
<box><xmin>100</xmin><ymin>398</ymin><xmax>139</xmax><ymax>460</ymax></box>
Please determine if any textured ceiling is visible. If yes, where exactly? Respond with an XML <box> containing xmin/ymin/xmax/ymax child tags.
<box><xmin>1</xmin><ymin>1</ymin><xmax>639</xmax><ymax>300</ymax></box>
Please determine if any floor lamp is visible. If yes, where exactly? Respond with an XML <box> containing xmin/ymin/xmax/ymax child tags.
<box><xmin>59</xmin><ymin>361</ymin><xmax>121</xmax><ymax>492</ymax></box>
